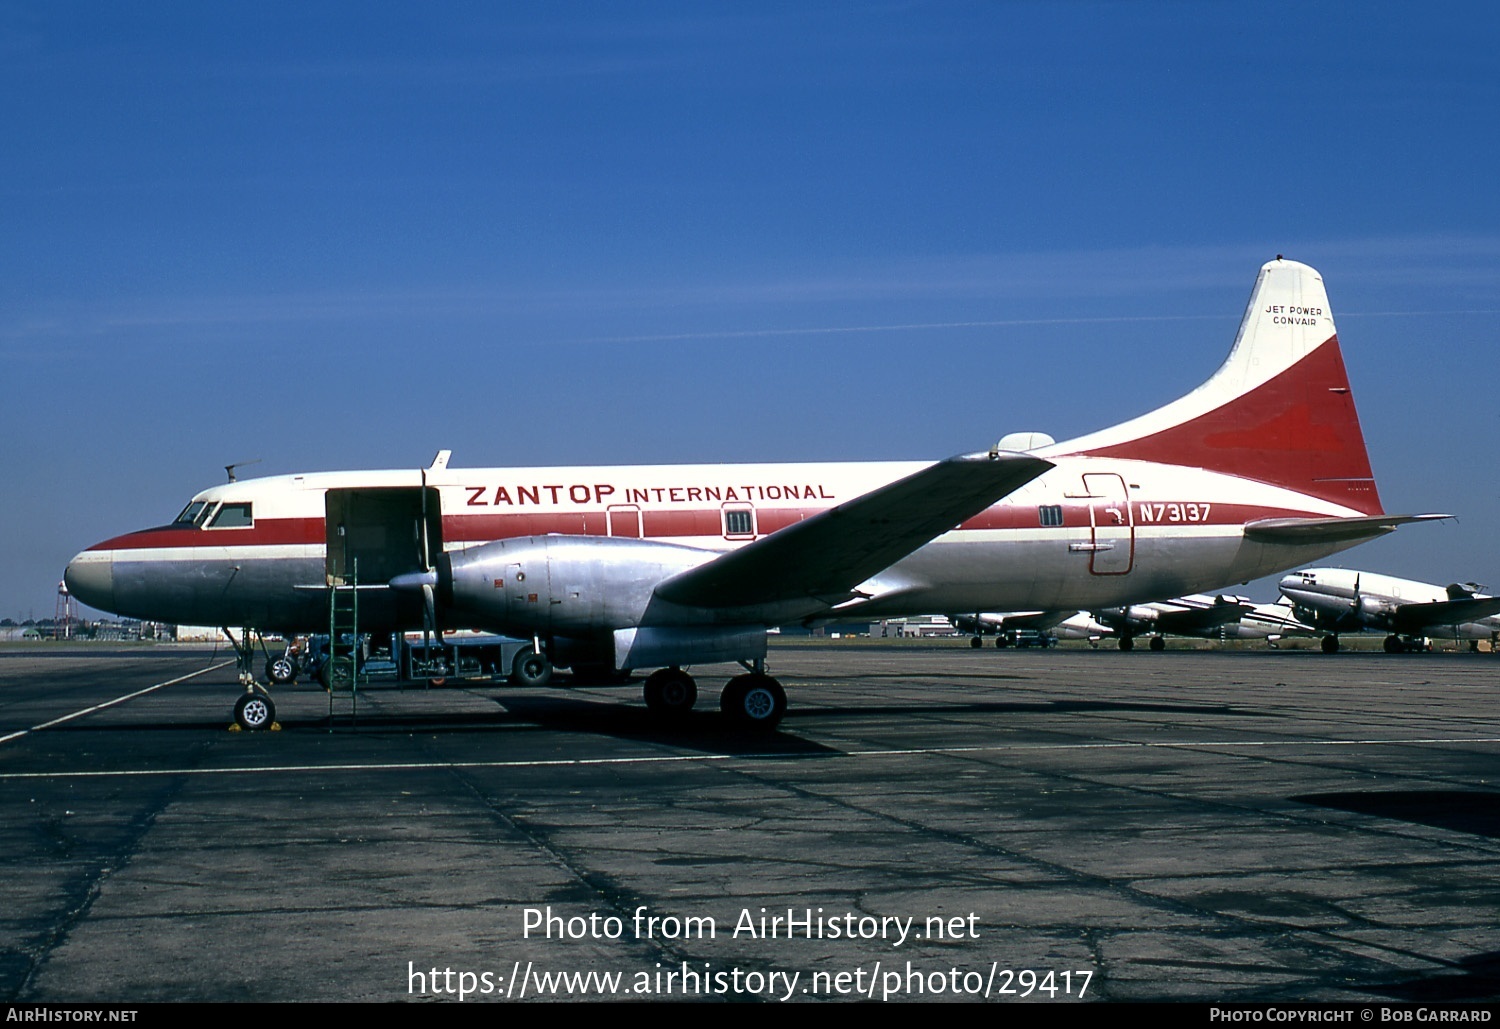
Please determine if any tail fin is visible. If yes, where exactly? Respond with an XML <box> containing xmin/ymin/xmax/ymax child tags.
<box><xmin>1047</xmin><ymin>258</ymin><xmax>1383</xmax><ymax>515</ymax></box>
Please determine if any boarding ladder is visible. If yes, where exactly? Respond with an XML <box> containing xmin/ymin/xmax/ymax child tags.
<box><xmin>326</xmin><ymin>558</ymin><xmax>361</xmax><ymax>725</ymax></box>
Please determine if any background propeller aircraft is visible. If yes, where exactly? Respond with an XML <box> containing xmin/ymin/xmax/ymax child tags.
<box><xmin>951</xmin><ymin>610</ymin><xmax>1112</xmax><ymax>648</ymax></box>
<box><xmin>1279</xmin><ymin>568</ymin><xmax>1500</xmax><ymax>653</ymax></box>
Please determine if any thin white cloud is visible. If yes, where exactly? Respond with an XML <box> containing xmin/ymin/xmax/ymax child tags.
<box><xmin>3</xmin><ymin>233</ymin><xmax>1497</xmax><ymax>352</ymax></box>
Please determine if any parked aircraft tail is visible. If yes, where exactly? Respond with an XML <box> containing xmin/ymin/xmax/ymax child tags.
<box><xmin>1045</xmin><ymin>258</ymin><xmax>1382</xmax><ymax>516</ymax></box>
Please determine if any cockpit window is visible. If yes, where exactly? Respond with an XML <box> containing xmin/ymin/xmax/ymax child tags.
<box><xmin>173</xmin><ymin>501</ymin><xmax>215</xmax><ymax>527</ymax></box>
<box><xmin>206</xmin><ymin>502</ymin><xmax>253</xmax><ymax>529</ymax></box>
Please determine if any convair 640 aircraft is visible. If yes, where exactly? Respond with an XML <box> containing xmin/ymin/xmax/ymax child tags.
<box><xmin>65</xmin><ymin>259</ymin><xmax>1438</xmax><ymax>730</ymax></box>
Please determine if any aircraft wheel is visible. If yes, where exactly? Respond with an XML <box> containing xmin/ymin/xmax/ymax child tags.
<box><xmin>1149</xmin><ymin>636</ymin><xmax>1166</xmax><ymax>652</ymax></box>
<box><xmin>265</xmin><ymin>654</ymin><xmax>299</xmax><ymax>685</ymax></box>
<box><xmin>970</xmin><ymin>636</ymin><xmax>983</xmax><ymax>649</ymax></box>
<box><xmin>1321</xmin><ymin>635</ymin><xmax>1340</xmax><ymax>654</ymax></box>
<box><xmin>995</xmin><ymin>636</ymin><xmax>1010</xmax><ymax>648</ymax></box>
<box><xmin>234</xmin><ymin>691</ymin><xmax>276</xmax><ymax>731</ymax></box>
<box><xmin>510</xmin><ymin>649</ymin><xmax>553</xmax><ymax>687</ymax></box>
<box><xmin>644</xmin><ymin>668</ymin><xmax>697</xmax><ymax>716</ymax></box>
<box><xmin>1119</xmin><ymin>637</ymin><xmax>1134</xmax><ymax>652</ymax></box>
<box><xmin>1383</xmin><ymin>635</ymin><xmax>1402</xmax><ymax>654</ymax></box>
<box><xmin>721</xmin><ymin>673</ymin><xmax>787</xmax><ymax>730</ymax></box>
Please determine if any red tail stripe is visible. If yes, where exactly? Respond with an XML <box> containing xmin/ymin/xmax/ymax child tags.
<box><xmin>1077</xmin><ymin>338</ymin><xmax>1383</xmax><ymax>516</ymax></box>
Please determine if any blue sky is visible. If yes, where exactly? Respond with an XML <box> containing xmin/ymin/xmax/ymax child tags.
<box><xmin>3</xmin><ymin>2</ymin><xmax>1497</xmax><ymax>621</ymax></box>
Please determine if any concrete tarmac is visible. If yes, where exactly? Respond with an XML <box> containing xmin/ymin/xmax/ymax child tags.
<box><xmin>1</xmin><ymin>640</ymin><xmax>1498</xmax><ymax>1004</ymax></box>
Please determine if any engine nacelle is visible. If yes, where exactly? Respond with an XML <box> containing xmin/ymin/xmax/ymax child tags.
<box><xmin>1357</xmin><ymin>595</ymin><xmax>1395</xmax><ymax>629</ymax></box>
<box><xmin>440</xmin><ymin>535</ymin><xmax>716</xmax><ymax>638</ymax></box>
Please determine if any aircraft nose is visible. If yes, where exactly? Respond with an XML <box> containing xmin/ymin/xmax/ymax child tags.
<box><xmin>64</xmin><ymin>550</ymin><xmax>114</xmax><ymax>612</ymax></box>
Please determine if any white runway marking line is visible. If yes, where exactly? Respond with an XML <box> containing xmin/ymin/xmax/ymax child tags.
<box><xmin>0</xmin><ymin>661</ymin><xmax>235</xmax><ymax>745</ymax></box>
<box><xmin>3</xmin><ymin>733</ymin><xmax>1499</xmax><ymax>781</ymax></box>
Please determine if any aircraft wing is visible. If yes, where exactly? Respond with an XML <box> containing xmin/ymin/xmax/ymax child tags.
<box><xmin>953</xmin><ymin>610</ymin><xmax>1076</xmax><ymax>632</ymax></box>
<box><xmin>653</xmin><ymin>451</ymin><xmax>1052</xmax><ymax>610</ymax></box>
<box><xmin>995</xmin><ymin>611</ymin><xmax>1073</xmax><ymax>631</ymax></box>
<box><xmin>1390</xmin><ymin>596</ymin><xmax>1500</xmax><ymax>634</ymax></box>
<box><xmin>1151</xmin><ymin>596</ymin><xmax>1255</xmax><ymax>634</ymax></box>
<box><xmin>1244</xmin><ymin>513</ymin><xmax>1449</xmax><ymax>544</ymax></box>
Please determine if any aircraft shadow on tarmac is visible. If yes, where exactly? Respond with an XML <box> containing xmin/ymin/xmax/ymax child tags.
<box><xmin>420</xmin><ymin>693</ymin><xmax>842</xmax><ymax>756</ymax></box>
<box><xmin>31</xmin><ymin>688</ymin><xmax>1269</xmax><ymax>758</ymax></box>
<box><xmin>1293</xmin><ymin>789</ymin><xmax>1500</xmax><ymax>839</ymax></box>
<box><xmin>318</xmin><ymin>690</ymin><xmax>1268</xmax><ymax>746</ymax></box>
<box><xmin>1366</xmin><ymin>950</ymin><xmax>1500</xmax><ymax>1004</ymax></box>
<box><xmin>30</xmin><ymin>700</ymin><xmax>836</xmax><ymax>757</ymax></box>
<box><xmin>772</xmin><ymin>693</ymin><xmax>1270</xmax><ymax>720</ymax></box>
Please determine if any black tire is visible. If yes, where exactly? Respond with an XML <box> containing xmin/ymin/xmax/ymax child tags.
<box><xmin>1384</xmin><ymin>635</ymin><xmax>1402</xmax><ymax>654</ymax></box>
<box><xmin>510</xmin><ymin>649</ymin><xmax>553</xmax><ymax>687</ymax></box>
<box><xmin>1149</xmin><ymin>636</ymin><xmax>1166</xmax><ymax>651</ymax></box>
<box><xmin>265</xmin><ymin>654</ymin><xmax>299</xmax><ymax>685</ymax></box>
<box><xmin>643</xmin><ymin>668</ymin><xmax>697</xmax><ymax>716</ymax></box>
<box><xmin>995</xmin><ymin>636</ymin><xmax>1010</xmax><ymax>648</ymax></box>
<box><xmin>720</xmin><ymin>674</ymin><xmax>787</xmax><ymax>730</ymax></box>
<box><xmin>1322</xmin><ymin>635</ymin><xmax>1340</xmax><ymax>654</ymax></box>
<box><xmin>234</xmin><ymin>691</ymin><xmax>276</xmax><ymax>731</ymax></box>
<box><xmin>1119</xmin><ymin>636</ymin><xmax>1135</xmax><ymax>652</ymax></box>
<box><xmin>970</xmin><ymin>636</ymin><xmax>983</xmax><ymax>649</ymax></box>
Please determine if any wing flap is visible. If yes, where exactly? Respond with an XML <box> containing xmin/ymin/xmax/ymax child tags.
<box><xmin>653</xmin><ymin>451</ymin><xmax>1052</xmax><ymax>611</ymax></box>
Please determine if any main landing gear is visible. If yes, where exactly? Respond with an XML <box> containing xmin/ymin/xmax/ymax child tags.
<box><xmin>1382</xmin><ymin>634</ymin><xmax>1430</xmax><ymax>654</ymax></box>
<box><xmin>640</xmin><ymin>662</ymin><xmax>787</xmax><ymax>730</ymax></box>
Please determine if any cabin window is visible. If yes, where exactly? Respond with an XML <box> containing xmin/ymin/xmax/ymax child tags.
<box><xmin>207</xmin><ymin>502</ymin><xmax>254</xmax><ymax>529</ymax></box>
<box><xmin>723</xmin><ymin>508</ymin><xmax>755</xmax><ymax>537</ymax></box>
<box><xmin>1038</xmin><ymin>504</ymin><xmax>1064</xmax><ymax>527</ymax></box>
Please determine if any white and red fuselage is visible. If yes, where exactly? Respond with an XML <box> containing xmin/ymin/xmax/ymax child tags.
<box><xmin>65</xmin><ymin>259</ymin><xmax>1416</xmax><ymax>673</ymax></box>
<box><xmin>66</xmin><ymin>456</ymin><xmax>1377</xmax><ymax>630</ymax></box>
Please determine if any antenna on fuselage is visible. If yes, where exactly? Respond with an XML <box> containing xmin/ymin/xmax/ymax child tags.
<box><xmin>225</xmin><ymin>459</ymin><xmax>262</xmax><ymax>483</ymax></box>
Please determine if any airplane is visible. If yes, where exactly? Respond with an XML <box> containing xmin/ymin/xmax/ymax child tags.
<box><xmin>952</xmin><ymin>611</ymin><xmax>1112</xmax><ymax>647</ymax></box>
<box><xmin>1092</xmin><ymin>593</ymin><xmax>1319</xmax><ymax>649</ymax></box>
<box><xmin>1224</xmin><ymin>597</ymin><xmax>1321</xmax><ymax>647</ymax></box>
<box><xmin>1278</xmin><ymin>568</ymin><xmax>1500</xmax><ymax>653</ymax></box>
<box><xmin>64</xmin><ymin>258</ymin><xmax>1442</xmax><ymax>731</ymax></box>
<box><xmin>1095</xmin><ymin>593</ymin><xmax>1255</xmax><ymax>650</ymax></box>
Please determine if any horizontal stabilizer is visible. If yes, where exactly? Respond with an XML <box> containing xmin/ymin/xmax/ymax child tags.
<box><xmin>654</xmin><ymin>451</ymin><xmax>1052</xmax><ymax>610</ymax></box>
<box><xmin>1244</xmin><ymin>513</ymin><xmax>1450</xmax><ymax>545</ymax></box>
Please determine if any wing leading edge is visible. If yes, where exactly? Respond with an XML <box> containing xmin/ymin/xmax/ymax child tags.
<box><xmin>652</xmin><ymin>451</ymin><xmax>1053</xmax><ymax>611</ymax></box>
